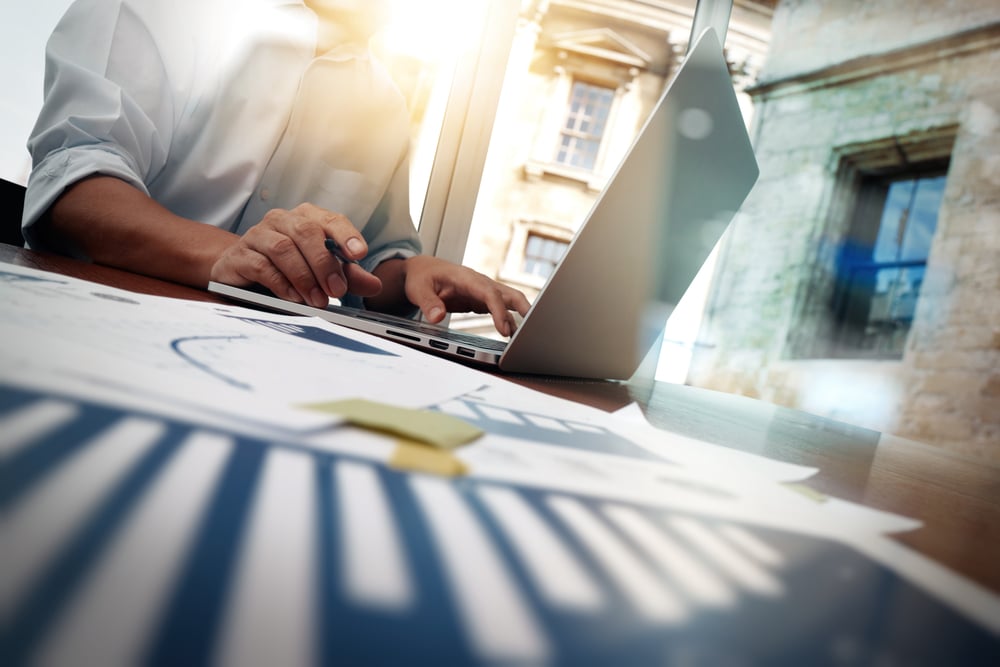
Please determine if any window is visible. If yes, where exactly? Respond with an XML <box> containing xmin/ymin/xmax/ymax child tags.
<box><xmin>554</xmin><ymin>81</ymin><xmax>615</xmax><ymax>170</ymax></box>
<box><xmin>518</xmin><ymin>27</ymin><xmax>659</xmax><ymax>193</ymax></box>
<box><xmin>522</xmin><ymin>233</ymin><xmax>569</xmax><ymax>280</ymax></box>
<box><xmin>495</xmin><ymin>220</ymin><xmax>574</xmax><ymax>293</ymax></box>
<box><xmin>832</xmin><ymin>170</ymin><xmax>947</xmax><ymax>358</ymax></box>
<box><xmin>370</xmin><ymin>0</ymin><xmax>520</xmax><ymax>258</ymax></box>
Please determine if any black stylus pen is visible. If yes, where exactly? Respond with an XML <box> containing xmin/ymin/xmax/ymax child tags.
<box><xmin>325</xmin><ymin>238</ymin><xmax>359</xmax><ymax>265</ymax></box>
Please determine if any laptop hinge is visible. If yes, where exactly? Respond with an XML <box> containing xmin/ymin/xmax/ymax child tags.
<box><xmin>687</xmin><ymin>0</ymin><xmax>733</xmax><ymax>53</ymax></box>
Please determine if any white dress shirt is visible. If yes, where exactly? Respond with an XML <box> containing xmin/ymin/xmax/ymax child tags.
<box><xmin>23</xmin><ymin>0</ymin><xmax>421</xmax><ymax>303</ymax></box>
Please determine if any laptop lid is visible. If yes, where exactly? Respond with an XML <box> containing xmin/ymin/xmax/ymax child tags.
<box><xmin>496</xmin><ymin>27</ymin><xmax>759</xmax><ymax>379</ymax></box>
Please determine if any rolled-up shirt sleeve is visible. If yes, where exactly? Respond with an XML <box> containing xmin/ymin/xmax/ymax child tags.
<box><xmin>22</xmin><ymin>0</ymin><xmax>172</xmax><ymax>253</ymax></box>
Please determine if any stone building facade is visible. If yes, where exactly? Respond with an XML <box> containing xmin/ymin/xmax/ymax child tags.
<box><xmin>687</xmin><ymin>0</ymin><xmax>1000</xmax><ymax>461</ymax></box>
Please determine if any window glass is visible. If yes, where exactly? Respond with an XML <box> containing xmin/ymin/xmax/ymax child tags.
<box><xmin>900</xmin><ymin>176</ymin><xmax>946</xmax><ymax>261</ymax></box>
<box><xmin>523</xmin><ymin>233</ymin><xmax>569</xmax><ymax>279</ymax></box>
<box><xmin>835</xmin><ymin>172</ymin><xmax>945</xmax><ymax>358</ymax></box>
<box><xmin>872</xmin><ymin>176</ymin><xmax>945</xmax><ymax>264</ymax></box>
<box><xmin>555</xmin><ymin>82</ymin><xmax>614</xmax><ymax>170</ymax></box>
<box><xmin>370</xmin><ymin>0</ymin><xmax>494</xmax><ymax>232</ymax></box>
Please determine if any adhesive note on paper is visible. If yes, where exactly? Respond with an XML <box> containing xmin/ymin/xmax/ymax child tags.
<box><xmin>782</xmin><ymin>483</ymin><xmax>828</xmax><ymax>504</ymax></box>
<box><xmin>389</xmin><ymin>441</ymin><xmax>468</xmax><ymax>477</ymax></box>
<box><xmin>301</xmin><ymin>398</ymin><xmax>483</xmax><ymax>449</ymax></box>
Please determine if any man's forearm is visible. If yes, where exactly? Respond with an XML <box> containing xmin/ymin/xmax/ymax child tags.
<box><xmin>41</xmin><ymin>175</ymin><xmax>239</xmax><ymax>287</ymax></box>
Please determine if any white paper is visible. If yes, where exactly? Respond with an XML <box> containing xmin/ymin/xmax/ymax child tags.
<box><xmin>0</xmin><ymin>263</ymin><xmax>491</xmax><ymax>431</ymax></box>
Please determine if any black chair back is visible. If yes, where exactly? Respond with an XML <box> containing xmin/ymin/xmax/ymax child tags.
<box><xmin>1</xmin><ymin>178</ymin><xmax>27</xmax><ymax>246</ymax></box>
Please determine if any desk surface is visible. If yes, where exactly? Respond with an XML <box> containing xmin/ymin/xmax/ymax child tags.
<box><xmin>3</xmin><ymin>243</ymin><xmax>997</xmax><ymax>597</ymax></box>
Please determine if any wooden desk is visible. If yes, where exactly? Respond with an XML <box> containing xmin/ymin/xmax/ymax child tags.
<box><xmin>2</xmin><ymin>242</ymin><xmax>997</xmax><ymax>598</ymax></box>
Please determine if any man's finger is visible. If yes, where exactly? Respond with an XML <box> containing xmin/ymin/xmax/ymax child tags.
<box><xmin>406</xmin><ymin>279</ymin><xmax>448</xmax><ymax>323</ymax></box>
<box><xmin>281</xmin><ymin>207</ymin><xmax>356</xmax><ymax>300</ymax></box>
<box><xmin>294</xmin><ymin>205</ymin><xmax>369</xmax><ymax>262</ymax></box>
<box><xmin>453</xmin><ymin>275</ymin><xmax>517</xmax><ymax>337</ymax></box>
<box><xmin>504</xmin><ymin>288</ymin><xmax>532</xmax><ymax>317</ymax></box>
<box><xmin>482</xmin><ymin>288</ymin><xmax>516</xmax><ymax>337</ymax></box>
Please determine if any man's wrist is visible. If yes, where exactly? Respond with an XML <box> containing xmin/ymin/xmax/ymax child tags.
<box><xmin>365</xmin><ymin>256</ymin><xmax>414</xmax><ymax>315</ymax></box>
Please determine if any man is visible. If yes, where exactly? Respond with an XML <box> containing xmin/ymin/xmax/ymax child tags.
<box><xmin>23</xmin><ymin>0</ymin><xmax>529</xmax><ymax>336</ymax></box>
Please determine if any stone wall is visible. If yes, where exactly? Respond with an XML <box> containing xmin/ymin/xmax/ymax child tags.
<box><xmin>688</xmin><ymin>0</ymin><xmax>1000</xmax><ymax>461</ymax></box>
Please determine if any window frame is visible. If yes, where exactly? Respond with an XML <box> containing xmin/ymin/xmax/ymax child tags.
<box><xmin>498</xmin><ymin>220</ymin><xmax>574</xmax><ymax>290</ymax></box>
<box><xmin>786</xmin><ymin>128</ymin><xmax>957</xmax><ymax>361</ymax></box>
<box><xmin>415</xmin><ymin>0</ymin><xmax>521</xmax><ymax>263</ymax></box>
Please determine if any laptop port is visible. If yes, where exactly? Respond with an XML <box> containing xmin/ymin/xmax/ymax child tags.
<box><xmin>386</xmin><ymin>329</ymin><xmax>420</xmax><ymax>343</ymax></box>
<box><xmin>428</xmin><ymin>340</ymin><xmax>449</xmax><ymax>351</ymax></box>
<box><xmin>456</xmin><ymin>346</ymin><xmax>476</xmax><ymax>358</ymax></box>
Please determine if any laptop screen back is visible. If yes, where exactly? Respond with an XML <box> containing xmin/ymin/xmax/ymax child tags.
<box><xmin>498</xmin><ymin>28</ymin><xmax>759</xmax><ymax>379</ymax></box>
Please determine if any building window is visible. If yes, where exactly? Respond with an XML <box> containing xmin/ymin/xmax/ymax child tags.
<box><xmin>523</xmin><ymin>232</ymin><xmax>570</xmax><ymax>279</ymax></box>
<box><xmin>554</xmin><ymin>81</ymin><xmax>614</xmax><ymax>171</ymax></box>
<box><xmin>832</xmin><ymin>170</ymin><xmax>947</xmax><ymax>358</ymax></box>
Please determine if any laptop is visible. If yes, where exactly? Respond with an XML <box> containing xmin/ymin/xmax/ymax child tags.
<box><xmin>209</xmin><ymin>28</ymin><xmax>759</xmax><ymax>380</ymax></box>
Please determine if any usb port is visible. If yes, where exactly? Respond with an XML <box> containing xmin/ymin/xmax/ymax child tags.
<box><xmin>428</xmin><ymin>340</ymin><xmax>449</xmax><ymax>351</ymax></box>
<box><xmin>456</xmin><ymin>346</ymin><xmax>475</xmax><ymax>358</ymax></box>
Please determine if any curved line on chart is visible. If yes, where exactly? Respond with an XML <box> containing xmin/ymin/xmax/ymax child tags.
<box><xmin>170</xmin><ymin>336</ymin><xmax>253</xmax><ymax>391</ymax></box>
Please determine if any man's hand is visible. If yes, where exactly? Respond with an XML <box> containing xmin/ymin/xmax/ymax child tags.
<box><xmin>210</xmin><ymin>203</ymin><xmax>382</xmax><ymax>308</ymax></box>
<box><xmin>385</xmin><ymin>255</ymin><xmax>531</xmax><ymax>337</ymax></box>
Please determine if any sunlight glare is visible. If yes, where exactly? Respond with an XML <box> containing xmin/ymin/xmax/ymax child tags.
<box><xmin>377</xmin><ymin>0</ymin><xmax>489</xmax><ymax>61</ymax></box>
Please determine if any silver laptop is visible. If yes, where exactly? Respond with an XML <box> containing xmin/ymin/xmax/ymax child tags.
<box><xmin>209</xmin><ymin>28</ymin><xmax>759</xmax><ymax>380</ymax></box>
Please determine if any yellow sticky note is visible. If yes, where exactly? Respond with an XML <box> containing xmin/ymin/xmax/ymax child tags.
<box><xmin>389</xmin><ymin>441</ymin><xmax>468</xmax><ymax>477</ymax></box>
<box><xmin>300</xmin><ymin>398</ymin><xmax>483</xmax><ymax>449</ymax></box>
<box><xmin>782</xmin><ymin>483</ymin><xmax>828</xmax><ymax>504</ymax></box>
